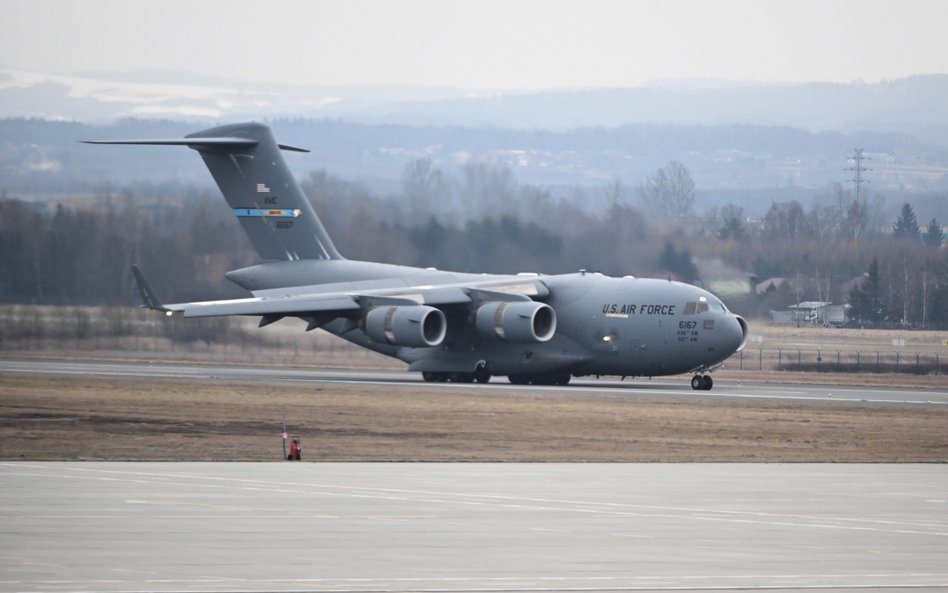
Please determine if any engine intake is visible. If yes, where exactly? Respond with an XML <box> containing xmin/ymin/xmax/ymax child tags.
<box><xmin>475</xmin><ymin>301</ymin><xmax>556</xmax><ymax>343</ymax></box>
<box><xmin>365</xmin><ymin>305</ymin><xmax>446</xmax><ymax>347</ymax></box>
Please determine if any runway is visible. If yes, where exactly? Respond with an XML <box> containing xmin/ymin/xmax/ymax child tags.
<box><xmin>1</xmin><ymin>358</ymin><xmax>946</xmax><ymax>406</ymax></box>
<box><xmin>1</xmin><ymin>462</ymin><xmax>946</xmax><ymax>592</ymax></box>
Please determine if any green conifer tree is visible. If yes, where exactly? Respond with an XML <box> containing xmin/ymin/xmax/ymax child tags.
<box><xmin>892</xmin><ymin>203</ymin><xmax>920</xmax><ymax>241</ymax></box>
<box><xmin>923</xmin><ymin>218</ymin><xmax>943</xmax><ymax>248</ymax></box>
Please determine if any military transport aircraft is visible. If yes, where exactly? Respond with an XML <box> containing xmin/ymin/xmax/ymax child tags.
<box><xmin>86</xmin><ymin>123</ymin><xmax>747</xmax><ymax>389</ymax></box>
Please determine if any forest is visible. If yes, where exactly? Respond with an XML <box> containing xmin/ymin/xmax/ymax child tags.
<box><xmin>1</xmin><ymin>159</ymin><xmax>946</xmax><ymax>328</ymax></box>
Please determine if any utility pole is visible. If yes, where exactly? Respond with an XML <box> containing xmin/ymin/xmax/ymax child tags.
<box><xmin>846</xmin><ymin>148</ymin><xmax>871</xmax><ymax>204</ymax></box>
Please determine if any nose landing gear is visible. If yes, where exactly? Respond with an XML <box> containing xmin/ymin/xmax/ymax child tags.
<box><xmin>691</xmin><ymin>374</ymin><xmax>713</xmax><ymax>390</ymax></box>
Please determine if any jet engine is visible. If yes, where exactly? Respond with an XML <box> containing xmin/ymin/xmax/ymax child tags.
<box><xmin>475</xmin><ymin>301</ymin><xmax>556</xmax><ymax>342</ymax></box>
<box><xmin>365</xmin><ymin>305</ymin><xmax>447</xmax><ymax>347</ymax></box>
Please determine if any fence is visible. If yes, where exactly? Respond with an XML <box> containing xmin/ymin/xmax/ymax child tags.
<box><xmin>0</xmin><ymin>305</ymin><xmax>398</xmax><ymax>368</ymax></box>
<box><xmin>728</xmin><ymin>348</ymin><xmax>943</xmax><ymax>375</ymax></box>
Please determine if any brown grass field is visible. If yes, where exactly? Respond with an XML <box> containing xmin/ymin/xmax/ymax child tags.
<box><xmin>1</xmin><ymin>317</ymin><xmax>946</xmax><ymax>462</ymax></box>
<box><xmin>1</xmin><ymin>372</ymin><xmax>945</xmax><ymax>463</ymax></box>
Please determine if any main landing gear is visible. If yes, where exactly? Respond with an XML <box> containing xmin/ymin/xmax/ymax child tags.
<box><xmin>508</xmin><ymin>372</ymin><xmax>571</xmax><ymax>386</ymax></box>
<box><xmin>421</xmin><ymin>363</ymin><xmax>492</xmax><ymax>384</ymax></box>
<box><xmin>691</xmin><ymin>375</ymin><xmax>713</xmax><ymax>390</ymax></box>
<box><xmin>422</xmin><ymin>366</ymin><xmax>492</xmax><ymax>384</ymax></box>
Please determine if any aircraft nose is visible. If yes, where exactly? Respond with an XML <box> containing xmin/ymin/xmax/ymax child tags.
<box><xmin>729</xmin><ymin>315</ymin><xmax>749</xmax><ymax>353</ymax></box>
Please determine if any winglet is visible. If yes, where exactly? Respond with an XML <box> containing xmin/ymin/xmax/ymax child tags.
<box><xmin>131</xmin><ymin>265</ymin><xmax>170</xmax><ymax>313</ymax></box>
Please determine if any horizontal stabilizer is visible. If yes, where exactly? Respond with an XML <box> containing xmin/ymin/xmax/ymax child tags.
<box><xmin>82</xmin><ymin>138</ymin><xmax>309</xmax><ymax>152</ymax></box>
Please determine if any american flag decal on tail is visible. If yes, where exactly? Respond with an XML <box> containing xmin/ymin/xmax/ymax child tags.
<box><xmin>233</xmin><ymin>208</ymin><xmax>302</xmax><ymax>218</ymax></box>
<box><xmin>256</xmin><ymin>183</ymin><xmax>270</xmax><ymax>193</ymax></box>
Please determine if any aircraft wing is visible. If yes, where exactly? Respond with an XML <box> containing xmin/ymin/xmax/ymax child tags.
<box><xmin>133</xmin><ymin>265</ymin><xmax>360</xmax><ymax>319</ymax></box>
<box><xmin>163</xmin><ymin>295</ymin><xmax>363</xmax><ymax>318</ymax></box>
<box><xmin>132</xmin><ymin>266</ymin><xmax>549</xmax><ymax>320</ymax></box>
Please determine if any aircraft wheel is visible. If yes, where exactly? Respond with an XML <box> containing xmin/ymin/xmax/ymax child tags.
<box><xmin>530</xmin><ymin>375</ymin><xmax>552</xmax><ymax>385</ymax></box>
<box><xmin>703</xmin><ymin>375</ymin><xmax>713</xmax><ymax>390</ymax></box>
<box><xmin>554</xmin><ymin>373</ymin><xmax>571</xmax><ymax>386</ymax></box>
<box><xmin>508</xmin><ymin>374</ymin><xmax>528</xmax><ymax>385</ymax></box>
<box><xmin>474</xmin><ymin>366</ymin><xmax>491</xmax><ymax>384</ymax></box>
<box><xmin>691</xmin><ymin>375</ymin><xmax>704</xmax><ymax>390</ymax></box>
<box><xmin>422</xmin><ymin>372</ymin><xmax>435</xmax><ymax>382</ymax></box>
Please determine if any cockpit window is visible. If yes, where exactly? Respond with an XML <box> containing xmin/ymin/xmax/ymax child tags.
<box><xmin>683</xmin><ymin>300</ymin><xmax>725</xmax><ymax>315</ymax></box>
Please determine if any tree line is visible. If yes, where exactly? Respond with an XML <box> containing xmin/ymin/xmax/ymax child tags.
<box><xmin>1</xmin><ymin>159</ymin><xmax>945</xmax><ymax>327</ymax></box>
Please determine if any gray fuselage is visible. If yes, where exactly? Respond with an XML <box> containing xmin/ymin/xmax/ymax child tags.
<box><xmin>228</xmin><ymin>258</ymin><xmax>748</xmax><ymax>378</ymax></box>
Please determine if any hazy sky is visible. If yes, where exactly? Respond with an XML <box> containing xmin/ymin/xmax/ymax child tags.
<box><xmin>3</xmin><ymin>0</ymin><xmax>948</xmax><ymax>91</ymax></box>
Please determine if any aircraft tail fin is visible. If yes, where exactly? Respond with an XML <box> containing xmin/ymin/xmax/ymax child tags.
<box><xmin>85</xmin><ymin>123</ymin><xmax>341</xmax><ymax>261</ymax></box>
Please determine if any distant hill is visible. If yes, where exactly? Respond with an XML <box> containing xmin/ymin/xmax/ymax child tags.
<box><xmin>2</xmin><ymin>117</ymin><xmax>947</xmax><ymax>222</ymax></box>
<box><xmin>3</xmin><ymin>68</ymin><xmax>948</xmax><ymax>138</ymax></box>
<box><xmin>359</xmin><ymin>76</ymin><xmax>948</xmax><ymax>136</ymax></box>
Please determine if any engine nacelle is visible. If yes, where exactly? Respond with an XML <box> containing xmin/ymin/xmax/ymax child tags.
<box><xmin>475</xmin><ymin>301</ymin><xmax>556</xmax><ymax>343</ymax></box>
<box><xmin>365</xmin><ymin>305</ymin><xmax>446</xmax><ymax>347</ymax></box>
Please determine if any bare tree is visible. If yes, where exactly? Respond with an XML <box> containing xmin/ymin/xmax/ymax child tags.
<box><xmin>637</xmin><ymin>161</ymin><xmax>695</xmax><ymax>222</ymax></box>
<box><xmin>460</xmin><ymin>160</ymin><xmax>515</xmax><ymax>220</ymax></box>
<box><xmin>402</xmin><ymin>158</ymin><xmax>449</xmax><ymax>220</ymax></box>
<box><xmin>602</xmin><ymin>178</ymin><xmax>624</xmax><ymax>210</ymax></box>
<box><xmin>763</xmin><ymin>201</ymin><xmax>807</xmax><ymax>241</ymax></box>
